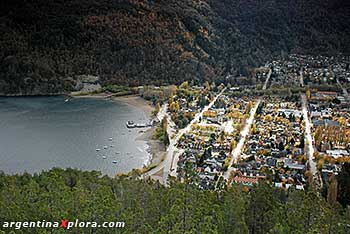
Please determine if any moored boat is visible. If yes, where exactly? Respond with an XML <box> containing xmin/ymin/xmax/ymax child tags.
<box><xmin>126</xmin><ymin>121</ymin><xmax>135</xmax><ymax>128</ymax></box>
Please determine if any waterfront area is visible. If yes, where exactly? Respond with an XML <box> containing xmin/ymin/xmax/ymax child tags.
<box><xmin>1</xmin><ymin>54</ymin><xmax>349</xmax><ymax>190</ymax></box>
<box><xmin>144</xmin><ymin>54</ymin><xmax>350</xmax><ymax>193</ymax></box>
<box><xmin>0</xmin><ymin>55</ymin><xmax>349</xmax><ymax>234</ymax></box>
<box><xmin>1</xmin><ymin>0</ymin><xmax>350</xmax><ymax>232</ymax></box>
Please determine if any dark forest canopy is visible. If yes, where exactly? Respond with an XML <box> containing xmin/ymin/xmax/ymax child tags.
<box><xmin>0</xmin><ymin>168</ymin><xmax>349</xmax><ymax>234</ymax></box>
<box><xmin>0</xmin><ymin>0</ymin><xmax>349</xmax><ymax>94</ymax></box>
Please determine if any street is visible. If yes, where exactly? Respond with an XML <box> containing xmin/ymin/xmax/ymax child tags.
<box><xmin>144</xmin><ymin>87</ymin><xmax>226</xmax><ymax>183</ymax></box>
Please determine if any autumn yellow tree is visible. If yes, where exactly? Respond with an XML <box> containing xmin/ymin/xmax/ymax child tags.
<box><xmin>317</xmin><ymin>158</ymin><xmax>325</xmax><ymax>170</ymax></box>
<box><xmin>246</xmin><ymin>102</ymin><xmax>253</xmax><ymax>114</ymax></box>
<box><xmin>306</xmin><ymin>89</ymin><xmax>311</xmax><ymax>100</ymax></box>
<box><xmin>229</xmin><ymin>140</ymin><xmax>237</xmax><ymax>152</ymax></box>
<box><xmin>204</xmin><ymin>81</ymin><xmax>210</xmax><ymax>90</ymax></box>
<box><xmin>168</xmin><ymin>95</ymin><xmax>174</xmax><ymax>105</ymax></box>
<box><xmin>179</xmin><ymin>81</ymin><xmax>189</xmax><ymax>89</ymax></box>
<box><xmin>169</xmin><ymin>101</ymin><xmax>180</xmax><ymax>113</ymax></box>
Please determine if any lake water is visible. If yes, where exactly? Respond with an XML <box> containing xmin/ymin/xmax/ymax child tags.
<box><xmin>0</xmin><ymin>96</ymin><xmax>151</xmax><ymax>176</ymax></box>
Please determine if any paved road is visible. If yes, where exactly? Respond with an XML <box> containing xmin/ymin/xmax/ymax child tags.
<box><xmin>337</xmin><ymin>78</ymin><xmax>350</xmax><ymax>101</ymax></box>
<box><xmin>144</xmin><ymin>88</ymin><xmax>226</xmax><ymax>183</ymax></box>
<box><xmin>156</xmin><ymin>103</ymin><xmax>168</xmax><ymax>122</ymax></box>
<box><xmin>223</xmin><ymin>69</ymin><xmax>271</xmax><ymax>180</ymax></box>
<box><xmin>300</xmin><ymin>68</ymin><xmax>304</xmax><ymax>87</ymax></box>
<box><xmin>299</xmin><ymin>69</ymin><xmax>317</xmax><ymax>176</ymax></box>
<box><xmin>301</xmin><ymin>94</ymin><xmax>317</xmax><ymax>176</ymax></box>
<box><xmin>223</xmin><ymin>99</ymin><xmax>261</xmax><ymax>180</ymax></box>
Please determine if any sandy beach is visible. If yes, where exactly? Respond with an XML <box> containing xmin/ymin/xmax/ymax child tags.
<box><xmin>72</xmin><ymin>93</ymin><xmax>153</xmax><ymax>117</ymax></box>
<box><xmin>113</xmin><ymin>95</ymin><xmax>154</xmax><ymax>118</ymax></box>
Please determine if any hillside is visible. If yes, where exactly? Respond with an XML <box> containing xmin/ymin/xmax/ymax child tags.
<box><xmin>0</xmin><ymin>0</ymin><xmax>349</xmax><ymax>95</ymax></box>
<box><xmin>0</xmin><ymin>168</ymin><xmax>349</xmax><ymax>233</ymax></box>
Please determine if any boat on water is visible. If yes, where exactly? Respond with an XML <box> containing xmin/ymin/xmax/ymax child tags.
<box><xmin>108</xmin><ymin>138</ymin><xmax>113</xmax><ymax>141</ymax></box>
<box><xmin>96</xmin><ymin>148</ymin><xmax>101</xmax><ymax>152</ymax></box>
<box><xmin>136</xmin><ymin>123</ymin><xmax>147</xmax><ymax>128</ymax></box>
<box><xmin>126</xmin><ymin>121</ymin><xmax>135</xmax><ymax>128</ymax></box>
<box><xmin>112</xmin><ymin>160</ymin><xmax>117</xmax><ymax>164</ymax></box>
<box><xmin>102</xmin><ymin>156</ymin><xmax>107</xmax><ymax>159</ymax></box>
<box><xmin>126</xmin><ymin>120</ymin><xmax>154</xmax><ymax>128</ymax></box>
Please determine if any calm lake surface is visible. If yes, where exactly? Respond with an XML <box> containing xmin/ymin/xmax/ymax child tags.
<box><xmin>0</xmin><ymin>96</ymin><xmax>150</xmax><ymax>176</ymax></box>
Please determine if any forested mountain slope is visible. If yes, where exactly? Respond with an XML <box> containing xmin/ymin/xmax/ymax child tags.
<box><xmin>0</xmin><ymin>168</ymin><xmax>349</xmax><ymax>233</ymax></box>
<box><xmin>0</xmin><ymin>0</ymin><xmax>349</xmax><ymax>95</ymax></box>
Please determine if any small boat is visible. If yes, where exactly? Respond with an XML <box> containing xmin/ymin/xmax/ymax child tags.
<box><xmin>110</xmin><ymin>145</ymin><xmax>114</xmax><ymax>148</ymax></box>
<box><xmin>102</xmin><ymin>156</ymin><xmax>107</xmax><ymax>159</ymax></box>
<box><xmin>64</xmin><ymin>98</ymin><xmax>70</xmax><ymax>102</ymax></box>
<box><xmin>112</xmin><ymin>160</ymin><xmax>117</xmax><ymax>164</ymax></box>
<box><xmin>115</xmin><ymin>152</ymin><xmax>120</xmax><ymax>154</ymax></box>
<box><xmin>126</xmin><ymin>121</ymin><xmax>136</xmax><ymax>128</ymax></box>
<box><xmin>103</xmin><ymin>146</ymin><xmax>108</xmax><ymax>149</ymax></box>
<box><xmin>108</xmin><ymin>138</ymin><xmax>113</xmax><ymax>141</ymax></box>
<box><xmin>96</xmin><ymin>149</ymin><xmax>101</xmax><ymax>152</ymax></box>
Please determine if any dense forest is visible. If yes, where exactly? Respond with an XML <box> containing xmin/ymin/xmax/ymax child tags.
<box><xmin>0</xmin><ymin>0</ymin><xmax>350</xmax><ymax>94</ymax></box>
<box><xmin>0</xmin><ymin>168</ymin><xmax>349</xmax><ymax>233</ymax></box>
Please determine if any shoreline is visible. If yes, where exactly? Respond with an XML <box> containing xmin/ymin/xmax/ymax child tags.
<box><xmin>114</xmin><ymin>95</ymin><xmax>166</xmax><ymax>170</ymax></box>
<box><xmin>112</xmin><ymin>95</ymin><xmax>166</xmax><ymax>171</ymax></box>
<box><xmin>71</xmin><ymin>92</ymin><xmax>166</xmax><ymax>173</ymax></box>
<box><xmin>71</xmin><ymin>93</ymin><xmax>153</xmax><ymax>117</ymax></box>
<box><xmin>2</xmin><ymin>91</ymin><xmax>167</xmax><ymax>176</ymax></box>
<box><xmin>136</xmin><ymin>127</ymin><xmax>166</xmax><ymax>169</ymax></box>
<box><xmin>0</xmin><ymin>93</ymin><xmax>67</xmax><ymax>97</ymax></box>
<box><xmin>113</xmin><ymin>95</ymin><xmax>154</xmax><ymax>118</ymax></box>
<box><xmin>69</xmin><ymin>92</ymin><xmax>114</xmax><ymax>99</ymax></box>
<box><xmin>1</xmin><ymin>91</ymin><xmax>166</xmax><ymax>176</ymax></box>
